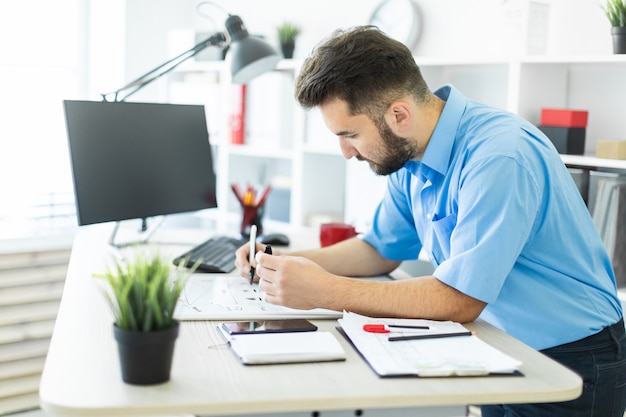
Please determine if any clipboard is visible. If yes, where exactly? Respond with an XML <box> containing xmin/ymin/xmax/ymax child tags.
<box><xmin>338</xmin><ymin>312</ymin><xmax>522</xmax><ymax>378</ymax></box>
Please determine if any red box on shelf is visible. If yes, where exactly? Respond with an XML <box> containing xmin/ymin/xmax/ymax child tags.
<box><xmin>540</xmin><ymin>108</ymin><xmax>588</xmax><ymax>128</ymax></box>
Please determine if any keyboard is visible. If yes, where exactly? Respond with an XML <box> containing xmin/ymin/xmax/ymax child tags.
<box><xmin>173</xmin><ymin>235</ymin><xmax>247</xmax><ymax>273</ymax></box>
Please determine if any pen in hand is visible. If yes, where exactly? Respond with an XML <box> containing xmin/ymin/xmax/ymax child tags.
<box><xmin>249</xmin><ymin>224</ymin><xmax>257</xmax><ymax>285</ymax></box>
<box><xmin>250</xmin><ymin>244</ymin><xmax>272</xmax><ymax>285</ymax></box>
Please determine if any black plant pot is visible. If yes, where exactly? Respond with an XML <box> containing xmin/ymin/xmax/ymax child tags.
<box><xmin>612</xmin><ymin>26</ymin><xmax>626</xmax><ymax>54</ymax></box>
<box><xmin>113</xmin><ymin>321</ymin><xmax>179</xmax><ymax>385</ymax></box>
<box><xmin>280</xmin><ymin>42</ymin><xmax>295</xmax><ymax>59</ymax></box>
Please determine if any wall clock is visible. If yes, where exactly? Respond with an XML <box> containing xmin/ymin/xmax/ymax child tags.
<box><xmin>369</xmin><ymin>0</ymin><xmax>421</xmax><ymax>50</ymax></box>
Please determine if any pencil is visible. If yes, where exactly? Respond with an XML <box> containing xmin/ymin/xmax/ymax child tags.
<box><xmin>388</xmin><ymin>331</ymin><xmax>473</xmax><ymax>342</ymax></box>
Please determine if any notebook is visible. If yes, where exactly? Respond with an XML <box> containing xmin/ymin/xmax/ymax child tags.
<box><xmin>217</xmin><ymin>325</ymin><xmax>346</xmax><ymax>365</ymax></box>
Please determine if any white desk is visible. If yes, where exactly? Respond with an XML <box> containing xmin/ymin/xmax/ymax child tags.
<box><xmin>39</xmin><ymin>223</ymin><xmax>582</xmax><ymax>417</ymax></box>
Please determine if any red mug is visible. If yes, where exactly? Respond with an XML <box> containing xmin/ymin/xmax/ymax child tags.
<box><xmin>320</xmin><ymin>223</ymin><xmax>358</xmax><ymax>247</ymax></box>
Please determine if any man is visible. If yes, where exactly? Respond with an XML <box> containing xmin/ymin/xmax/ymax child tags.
<box><xmin>235</xmin><ymin>26</ymin><xmax>626</xmax><ymax>416</ymax></box>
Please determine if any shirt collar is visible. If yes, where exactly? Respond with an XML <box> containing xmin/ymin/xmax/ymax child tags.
<box><xmin>414</xmin><ymin>84</ymin><xmax>466</xmax><ymax>177</ymax></box>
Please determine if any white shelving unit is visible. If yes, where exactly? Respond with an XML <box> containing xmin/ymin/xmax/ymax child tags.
<box><xmin>167</xmin><ymin>54</ymin><xmax>626</xmax><ymax>232</ymax></box>
<box><xmin>561</xmin><ymin>154</ymin><xmax>626</xmax><ymax>171</ymax></box>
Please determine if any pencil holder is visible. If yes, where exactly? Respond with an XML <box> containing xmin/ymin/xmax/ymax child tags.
<box><xmin>231</xmin><ymin>183</ymin><xmax>271</xmax><ymax>238</ymax></box>
<box><xmin>241</xmin><ymin>204</ymin><xmax>264</xmax><ymax>237</ymax></box>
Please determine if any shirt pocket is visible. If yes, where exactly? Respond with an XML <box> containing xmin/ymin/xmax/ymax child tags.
<box><xmin>429</xmin><ymin>213</ymin><xmax>457</xmax><ymax>264</ymax></box>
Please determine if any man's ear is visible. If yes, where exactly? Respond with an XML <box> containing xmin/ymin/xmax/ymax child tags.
<box><xmin>384</xmin><ymin>101</ymin><xmax>411</xmax><ymax>133</ymax></box>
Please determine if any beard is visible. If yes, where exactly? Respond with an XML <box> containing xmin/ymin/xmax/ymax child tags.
<box><xmin>358</xmin><ymin>121</ymin><xmax>417</xmax><ymax>176</ymax></box>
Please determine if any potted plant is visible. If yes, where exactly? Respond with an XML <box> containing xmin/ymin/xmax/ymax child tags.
<box><xmin>277</xmin><ymin>22</ymin><xmax>301</xmax><ymax>59</ymax></box>
<box><xmin>95</xmin><ymin>251</ymin><xmax>197</xmax><ymax>385</ymax></box>
<box><xmin>602</xmin><ymin>0</ymin><xmax>626</xmax><ymax>53</ymax></box>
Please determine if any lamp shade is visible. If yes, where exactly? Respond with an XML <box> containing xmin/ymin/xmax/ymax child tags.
<box><xmin>225</xmin><ymin>15</ymin><xmax>281</xmax><ymax>84</ymax></box>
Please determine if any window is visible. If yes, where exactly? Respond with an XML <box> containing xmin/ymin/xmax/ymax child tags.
<box><xmin>0</xmin><ymin>1</ymin><xmax>124</xmax><ymax>241</ymax></box>
<box><xmin>0</xmin><ymin>1</ymin><xmax>82</xmax><ymax>239</ymax></box>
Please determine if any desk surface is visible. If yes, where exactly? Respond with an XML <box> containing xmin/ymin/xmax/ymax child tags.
<box><xmin>39</xmin><ymin>223</ymin><xmax>582</xmax><ymax>417</ymax></box>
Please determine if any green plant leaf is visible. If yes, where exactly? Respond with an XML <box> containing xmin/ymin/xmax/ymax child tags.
<box><xmin>602</xmin><ymin>0</ymin><xmax>626</xmax><ymax>26</ymax></box>
<box><xmin>277</xmin><ymin>22</ymin><xmax>301</xmax><ymax>44</ymax></box>
<box><xmin>95</xmin><ymin>249</ymin><xmax>197</xmax><ymax>332</ymax></box>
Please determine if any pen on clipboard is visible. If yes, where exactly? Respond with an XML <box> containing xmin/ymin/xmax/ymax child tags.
<box><xmin>388</xmin><ymin>331</ymin><xmax>473</xmax><ymax>342</ymax></box>
<box><xmin>249</xmin><ymin>224</ymin><xmax>257</xmax><ymax>285</ymax></box>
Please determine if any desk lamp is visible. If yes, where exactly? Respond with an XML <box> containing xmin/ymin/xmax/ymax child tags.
<box><xmin>102</xmin><ymin>14</ymin><xmax>281</xmax><ymax>102</ymax></box>
<box><xmin>89</xmin><ymin>12</ymin><xmax>280</xmax><ymax>245</ymax></box>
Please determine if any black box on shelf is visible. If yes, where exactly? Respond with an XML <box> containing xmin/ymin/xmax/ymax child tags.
<box><xmin>538</xmin><ymin>126</ymin><xmax>586</xmax><ymax>155</ymax></box>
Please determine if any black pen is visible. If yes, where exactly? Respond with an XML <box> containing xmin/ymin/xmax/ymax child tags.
<box><xmin>251</xmin><ymin>244</ymin><xmax>272</xmax><ymax>285</ymax></box>
<box><xmin>387</xmin><ymin>324</ymin><xmax>430</xmax><ymax>330</ymax></box>
<box><xmin>388</xmin><ymin>331</ymin><xmax>473</xmax><ymax>342</ymax></box>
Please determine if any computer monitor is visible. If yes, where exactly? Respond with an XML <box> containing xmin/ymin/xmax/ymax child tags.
<box><xmin>63</xmin><ymin>100</ymin><xmax>217</xmax><ymax>229</ymax></box>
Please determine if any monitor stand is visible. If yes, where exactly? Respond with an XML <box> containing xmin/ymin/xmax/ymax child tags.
<box><xmin>108</xmin><ymin>216</ymin><xmax>165</xmax><ymax>248</ymax></box>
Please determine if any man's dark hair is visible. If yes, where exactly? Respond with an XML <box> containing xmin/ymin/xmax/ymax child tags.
<box><xmin>295</xmin><ymin>26</ymin><xmax>431</xmax><ymax>123</ymax></box>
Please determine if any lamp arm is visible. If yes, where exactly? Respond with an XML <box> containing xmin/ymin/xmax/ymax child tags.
<box><xmin>102</xmin><ymin>32</ymin><xmax>227</xmax><ymax>102</ymax></box>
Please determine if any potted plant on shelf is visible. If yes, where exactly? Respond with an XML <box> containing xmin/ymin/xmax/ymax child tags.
<box><xmin>277</xmin><ymin>22</ymin><xmax>301</xmax><ymax>59</ymax></box>
<box><xmin>95</xmin><ymin>251</ymin><xmax>197</xmax><ymax>385</ymax></box>
<box><xmin>602</xmin><ymin>0</ymin><xmax>626</xmax><ymax>53</ymax></box>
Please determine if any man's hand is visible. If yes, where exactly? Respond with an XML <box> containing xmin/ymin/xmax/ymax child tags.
<box><xmin>254</xmin><ymin>252</ymin><xmax>334</xmax><ymax>310</ymax></box>
<box><xmin>234</xmin><ymin>241</ymin><xmax>281</xmax><ymax>283</ymax></box>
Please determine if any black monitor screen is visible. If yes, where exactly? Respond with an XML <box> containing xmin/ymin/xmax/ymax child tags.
<box><xmin>64</xmin><ymin>100</ymin><xmax>217</xmax><ymax>226</ymax></box>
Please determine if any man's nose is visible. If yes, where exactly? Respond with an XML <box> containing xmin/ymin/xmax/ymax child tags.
<box><xmin>338</xmin><ymin>137</ymin><xmax>358</xmax><ymax>159</ymax></box>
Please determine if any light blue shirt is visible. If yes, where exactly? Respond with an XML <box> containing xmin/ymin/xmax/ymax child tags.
<box><xmin>362</xmin><ymin>84</ymin><xmax>622</xmax><ymax>350</ymax></box>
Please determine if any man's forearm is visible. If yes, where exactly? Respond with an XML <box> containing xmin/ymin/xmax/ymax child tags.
<box><xmin>287</xmin><ymin>237</ymin><xmax>400</xmax><ymax>277</ymax></box>
<box><xmin>326</xmin><ymin>276</ymin><xmax>486</xmax><ymax>323</ymax></box>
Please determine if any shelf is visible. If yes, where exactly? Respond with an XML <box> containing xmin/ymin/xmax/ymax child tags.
<box><xmin>415</xmin><ymin>55</ymin><xmax>626</xmax><ymax>66</ymax></box>
<box><xmin>175</xmin><ymin>60</ymin><xmax>227</xmax><ymax>73</ymax></box>
<box><xmin>302</xmin><ymin>143</ymin><xmax>341</xmax><ymax>156</ymax></box>
<box><xmin>226</xmin><ymin>144</ymin><xmax>294</xmax><ymax>159</ymax></box>
<box><xmin>175</xmin><ymin>55</ymin><xmax>626</xmax><ymax>73</ymax></box>
<box><xmin>275</xmin><ymin>59</ymin><xmax>303</xmax><ymax>72</ymax></box>
<box><xmin>521</xmin><ymin>55</ymin><xmax>626</xmax><ymax>64</ymax></box>
<box><xmin>561</xmin><ymin>154</ymin><xmax>626</xmax><ymax>171</ymax></box>
<box><xmin>175</xmin><ymin>58</ymin><xmax>303</xmax><ymax>74</ymax></box>
<box><xmin>414</xmin><ymin>56</ymin><xmax>511</xmax><ymax>66</ymax></box>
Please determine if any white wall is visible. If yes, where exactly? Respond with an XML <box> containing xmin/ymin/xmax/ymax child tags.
<box><xmin>412</xmin><ymin>0</ymin><xmax>611</xmax><ymax>57</ymax></box>
<box><xmin>87</xmin><ymin>0</ymin><xmax>126</xmax><ymax>100</ymax></box>
<box><xmin>547</xmin><ymin>0</ymin><xmax>612</xmax><ymax>55</ymax></box>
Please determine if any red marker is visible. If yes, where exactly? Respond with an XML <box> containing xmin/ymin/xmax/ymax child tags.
<box><xmin>362</xmin><ymin>324</ymin><xmax>429</xmax><ymax>333</ymax></box>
